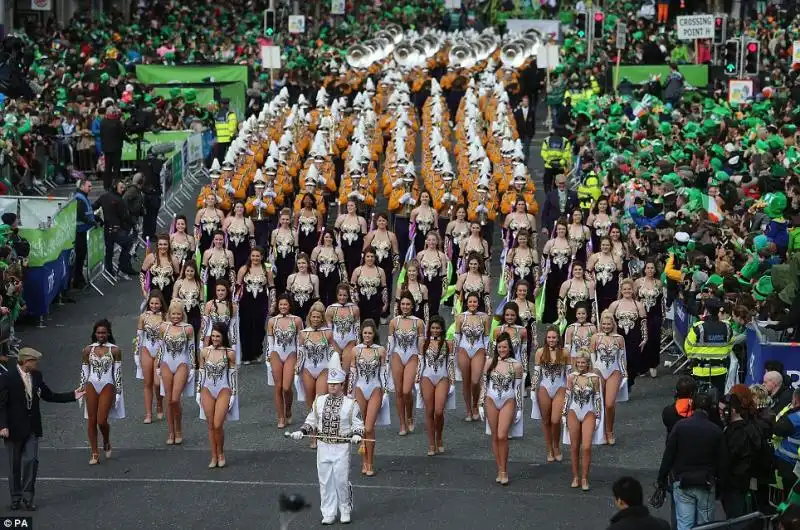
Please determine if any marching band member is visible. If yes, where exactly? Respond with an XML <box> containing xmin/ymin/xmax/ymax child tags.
<box><xmin>196</xmin><ymin>323</ymin><xmax>238</xmax><ymax>468</ymax></box>
<box><xmin>454</xmin><ymin>293</ymin><xmax>490</xmax><ymax>422</ymax></box>
<box><xmin>288</xmin><ymin>350</ymin><xmax>364</xmax><ymax>525</ymax></box>
<box><xmin>479</xmin><ymin>332</ymin><xmax>524</xmax><ymax>485</ymax></box>
<box><xmin>562</xmin><ymin>350</ymin><xmax>606</xmax><ymax>491</ymax></box>
<box><xmin>347</xmin><ymin>319</ymin><xmax>388</xmax><ymax>476</ymax></box>
<box><xmin>140</xmin><ymin>234</ymin><xmax>179</xmax><ymax>305</ymax></box>
<box><xmin>157</xmin><ymin>300</ymin><xmax>196</xmax><ymax>446</ymax></box>
<box><xmin>80</xmin><ymin>319</ymin><xmax>125</xmax><ymax>465</ymax></box>
<box><xmin>135</xmin><ymin>290</ymin><xmax>166</xmax><ymax>422</ymax></box>
<box><xmin>168</xmin><ymin>215</ymin><xmax>196</xmax><ymax>268</ymax></box>
<box><xmin>236</xmin><ymin>247</ymin><xmax>275</xmax><ymax>364</ymax></box>
<box><xmin>266</xmin><ymin>294</ymin><xmax>303</xmax><ymax>428</ymax></box>
<box><xmin>530</xmin><ymin>326</ymin><xmax>569</xmax><ymax>463</ymax></box>
<box><xmin>388</xmin><ymin>291</ymin><xmax>425</xmax><ymax>435</ymax></box>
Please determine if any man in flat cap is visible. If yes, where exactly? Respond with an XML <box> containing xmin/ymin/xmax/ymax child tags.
<box><xmin>0</xmin><ymin>348</ymin><xmax>84</xmax><ymax>511</ymax></box>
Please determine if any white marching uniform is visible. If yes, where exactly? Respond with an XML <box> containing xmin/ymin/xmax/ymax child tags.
<box><xmin>300</xmin><ymin>394</ymin><xmax>365</xmax><ymax>521</ymax></box>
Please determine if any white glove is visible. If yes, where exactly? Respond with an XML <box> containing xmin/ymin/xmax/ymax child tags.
<box><xmin>478</xmin><ymin>407</ymin><xmax>485</xmax><ymax>422</ymax></box>
<box><xmin>289</xmin><ymin>431</ymin><xmax>304</xmax><ymax>441</ymax></box>
<box><xmin>399</xmin><ymin>192</ymin><xmax>413</xmax><ymax>205</ymax></box>
<box><xmin>476</xmin><ymin>205</ymin><xmax>488</xmax><ymax>213</ymax></box>
<box><xmin>264</xmin><ymin>189</ymin><xmax>278</xmax><ymax>198</ymax></box>
<box><xmin>348</xmin><ymin>191</ymin><xmax>365</xmax><ymax>201</ymax></box>
<box><xmin>350</xmin><ymin>434</ymin><xmax>362</xmax><ymax>444</ymax></box>
<box><xmin>224</xmin><ymin>183</ymin><xmax>235</xmax><ymax>193</ymax></box>
<box><xmin>443</xmin><ymin>193</ymin><xmax>457</xmax><ymax>202</ymax></box>
<box><xmin>514</xmin><ymin>409</ymin><xmax>522</xmax><ymax>425</ymax></box>
<box><xmin>392</xmin><ymin>178</ymin><xmax>404</xmax><ymax>189</ymax></box>
<box><xmin>253</xmin><ymin>199</ymin><xmax>266</xmax><ymax>208</ymax></box>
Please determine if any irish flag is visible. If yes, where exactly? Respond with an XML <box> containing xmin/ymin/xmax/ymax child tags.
<box><xmin>685</xmin><ymin>188</ymin><xmax>724</xmax><ymax>223</ymax></box>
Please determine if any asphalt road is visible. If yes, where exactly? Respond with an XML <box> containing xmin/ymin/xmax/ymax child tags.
<box><xmin>0</xmin><ymin>105</ymin><xmax>679</xmax><ymax>529</ymax></box>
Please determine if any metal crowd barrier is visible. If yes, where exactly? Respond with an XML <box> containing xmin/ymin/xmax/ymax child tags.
<box><xmin>743</xmin><ymin>324</ymin><xmax>800</xmax><ymax>388</ymax></box>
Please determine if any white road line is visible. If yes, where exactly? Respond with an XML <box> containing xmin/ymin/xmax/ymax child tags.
<box><xmin>15</xmin><ymin>476</ymin><xmax>607</xmax><ymax>499</ymax></box>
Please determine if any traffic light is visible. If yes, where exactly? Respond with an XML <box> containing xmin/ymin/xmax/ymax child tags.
<box><xmin>593</xmin><ymin>11</ymin><xmax>604</xmax><ymax>40</ymax></box>
<box><xmin>576</xmin><ymin>12</ymin><xmax>587</xmax><ymax>39</ymax></box>
<box><xmin>713</xmin><ymin>15</ymin><xmax>726</xmax><ymax>45</ymax></box>
<box><xmin>723</xmin><ymin>39</ymin><xmax>739</xmax><ymax>76</ymax></box>
<box><xmin>744</xmin><ymin>40</ymin><xmax>760</xmax><ymax>75</ymax></box>
<box><xmin>265</xmin><ymin>9</ymin><xmax>276</xmax><ymax>36</ymax></box>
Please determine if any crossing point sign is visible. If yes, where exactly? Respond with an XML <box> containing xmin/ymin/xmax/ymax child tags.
<box><xmin>677</xmin><ymin>15</ymin><xmax>714</xmax><ymax>40</ymax></box>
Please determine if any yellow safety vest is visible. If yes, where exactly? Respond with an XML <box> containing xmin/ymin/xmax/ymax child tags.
<box><xmin>215</xmin><ymin>111</ymin><xmax>238</xmax><ymax>144</ymax></box>
<box><xmin>684</xmin><ymin>320</ymin><xmax>732</xmax><ymax>378</ymax></box>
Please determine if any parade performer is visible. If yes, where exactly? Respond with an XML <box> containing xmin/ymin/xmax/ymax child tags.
<box><xmin>222</xmin><ymin>202</ymin><xmax>255</xmax><ymax>272</ymax></box>
<box><xmin>271</xmin><ymin>208</ymin><xmax>297</xmax><ymax>298</ymax></box>
<box><xmin>168</xmin><ymin>215</ymin><xmax>197</xmax><ymax>267</ymax></box>
<box><xmin>455</xmin><ymin>293</ymin><xmax>490</xmax><ymax>422</ymax></box>
<box><xmin>201</xmin><ymin>231</ymin><xmax>235</xmax><ymax>302</ymax></box>
<box><xmin>311</xmin><ymin>231</ymin><xmax>348</xmax><ymax>308</ymax></box>
<box><xmin>173</xmin><ymin>262</ymin><xmax>203</xmax><ymax>351</ymax></box>
<box><xmin>196</xmin><ymin>323</ymin><xmax>238</xmax><ymax>468</ymax></box>
<box><xmin>80</xmin><ymin>319</ymin><xmax>125</xmax><ymax>465</ymax></box>
<box><xmin>288</xmin><ymin>351</ymin><xmax>364</xmax><ymax>525</ymax></box>
<box><xmin>416</xmin><ymin>232</ymin><xmax>448</xmax><ymax>317</ymax></box>
<box><xmin>135</xmin><ymin>290</ymin><xmax>166</xmax><ymax>422</ymax></box>
<box><xmin>530</xmin><ymin>326</ymin><xmax>569</xmax><ymax>463</ymax></box>
<box><xmin>562</xmin><ymin>351</ymin><xmax>605</xmax><ymax>491</ymax></box>
<box><xmin>236</xmin><ymin>247</ymin><xmax>275</xmax><ymax>364</ymax></box>
<box><xmin>266</xmin><ymin>294</ymin><xmax>303</xmax><ymax>428</ymax></box>
<box><xmin>326</xmin><ymin>285</ymin><xmax>361</xmax><ymax>379</ymax></box>
<box><xmin>479</xmin><ymin>332</ymin><xmax>524</xmax><ymax>485</ymax></box>
<box><xmin>157</xmin><ymin>300</ymin><xmax>196</xmax><ymax>445</ymax></box>
<box><xmin>591</xmin><ymin>311</ymin><xmax>628</xmax><ymax>445</ymax></box>
<box><xmin>347</xmin><ymin>320</ymin><xmax>389</xmax><ymax>476</ymax></box>
<box><xmin>417</xmin><ymin>315</ymin><xmax>455</xmax><ymax>456</ymax></box>
<box><xmin>140</xmin><ymin>234</ymin><xmax>179</xmax><ymax>305</ymax></box>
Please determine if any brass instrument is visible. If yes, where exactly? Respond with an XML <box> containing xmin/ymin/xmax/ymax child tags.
<box><xmin>442</xmin><ymin>175</ymin><xmax>454</xmax><ymax>219</ymax></box>
<box><xmin>403</xmin><ymin>175</ymin><xmax>415</xmax><ymax>216</ymax></box>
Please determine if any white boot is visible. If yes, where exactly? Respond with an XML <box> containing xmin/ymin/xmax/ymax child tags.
<box><xmin>340</xmin><ymin>512</ymin><xmax>351</xmax><ymax>524</ymax></box>
<box><xmin>321</xmin><ymin>516</ymin><xmax>336</xmax><ymax>525</ymax></box>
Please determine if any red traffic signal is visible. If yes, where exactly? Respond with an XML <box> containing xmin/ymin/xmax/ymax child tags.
<box><xmin>715</xmin><ymin>17</ymin><xmax>723</xmax><ymax>26</ymax></box>
<box><xmin>594</xmin><ymin>12</ymin><xmax>604</xmax><ymax>21</ymax></box>
<box><xmin>747</xmin><ymin>42</ymin><xmax>757</xmax><ymax>53</ymax></box>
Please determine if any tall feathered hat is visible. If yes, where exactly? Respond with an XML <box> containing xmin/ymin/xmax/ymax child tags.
<box><xmin>327</xmin><ymin>351</ymin><xmax>346</xmax><ymax>384</ymax></box>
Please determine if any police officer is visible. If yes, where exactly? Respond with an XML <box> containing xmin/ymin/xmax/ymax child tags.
<box><xmin>577</xmin><ymin>155</ymin><xmax>600</xmax><ymax>214</ymax></box>
<box><xmin>540</xmin><ymin>127</ymin><xmax>571</xmax><ymax>193</ymax></box>
<box><xmin>772</xmin><ymin>388</ymin><xmax>800</xmax><ymax>498</ymax></box>
<box><xmin>214</xmin><ymin>99</ymin><xmax>238</xmax><ymax>161</ymax></box>
<box><xmin>684</xmin><ymin>297</ymin><xmax>734</xmax><ymax>398</ymax></box>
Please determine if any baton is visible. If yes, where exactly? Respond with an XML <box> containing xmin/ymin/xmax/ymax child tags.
<box><xmin>283</xmin><ymin>431</ymin><xmax>376</xmax><ymax>443</ymax></box>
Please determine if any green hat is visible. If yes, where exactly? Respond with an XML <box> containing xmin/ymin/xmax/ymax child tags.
<box><xmin>183</xmin><ymin>89</ymin><xmax>197</xmax><ymax>104</ymax></box>
<box><xmin>768</xmin><ymin>135</ymin><xmax>785</xmax><ymax>151</ymax></box>
<box><xmin>659</xmin><ymin>122</ymin><xmax>672</xmax><ymax>135</ymax></box>
<box><xmin>753</xmin><ymin>276</ymin><xmax>774</xmax><ymax>301</ymax></box>
<box><xmin>704</xmin><ymin>274</ymin><xmax>724</xmax><ymax>291</ymax></box>
<box><xmin>710</xmin><ymin>145</ymin><xmax>725</xmax><ymax>158</ymax></box>
<box><xmin>662</xmin><ymin>172</ymin><xmax>682</xmax><ymax>187</ymax></box>
<box><xmin>100</xmin><ymin>72</ymin><xmax>110</xmax><ymax>83</ymax></box>
<box><xmin>763</xmin><ymin>192</ymin><xmax>787</xmax><ymax>219</ymax></box>
<box><xmin>710</xmin><ymin>158</ymin><xmax>723</xmax><ymax>170</ymax></box>
<box><xmin>169</xmin><ymin>87</ymin><xmax>181</xmax><ymax>99</ymax></box>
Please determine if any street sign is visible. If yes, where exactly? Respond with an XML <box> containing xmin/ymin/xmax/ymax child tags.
<box><xmin>331</xmin><ymin>0</ymin><xmax>346</xmax><ymax>15</ymax></box>
<box><xmin>676</xmin><ymin>15</ymin><xmax>714</xmax><ymax>40</ymax></box>
<box><xmin>288</xmin><ymin>15</ymin><xmax>306</xmax><ymax>34</ymax></box>
<box><xmin>536</xmin><ymin>44</ymin><xmax>560</xmax><ymax>70</ymax></box>
<box><xmin>615</xmin><ymin>21</ymin><xmax>627</xmax><ymax>50</ymax></box>
<box><xmin>793</xmin><ymin>41</ymin><xmax>800</xmax><ymax>65</ymax></box>
<box><xmin>261</xmin><ymin>46</ymin><xmax>281</xmax><ymax>70</ymax></box>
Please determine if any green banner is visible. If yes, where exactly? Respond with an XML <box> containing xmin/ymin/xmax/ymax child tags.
<box><xmin>135</xmin><ymin>65</ymin><xmax>248</xmax><ymax>119</ymax></box>
<box><xmin>87</xmin><ymin>226</ymin><xmax>105</xmax><ymax>270</ymax></box>
<box><xmin>135</xmin><ymin>65</ymin><xmax>248</xmax><ymax>85</ymax></box>
<box><xmin>123</xmin><ymin>130</ymin><xmax>192</xmax><ymax>161</ymax></box>
<box><xmin>171</xmin><ymin>150</ymin><xmax>184</xmax><ymax>189</ymax></box>
<box><xmin>19</xmin><ymin>200</ymin><xmax>77</xmax><ymax>268</ymax></box>
<box><xmin>613</xmin><ymin>65</ymin><xmax>709</xmax><ymax>88</ymax></box>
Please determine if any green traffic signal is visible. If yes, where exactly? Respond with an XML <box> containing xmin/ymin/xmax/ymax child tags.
<box><xmin>266</xmin><ymin>28</ymin><xmax>274</xmax><ymax>36</ymax></box>
<box><xmin>578</xmin><ymin>30</ymin><xmax>585</xmax><ymax>37</ymax></box>
<box><xmin>726</xmin><ymin>64</ymin><xmax>735</xmax><ymax>72</ymax></box>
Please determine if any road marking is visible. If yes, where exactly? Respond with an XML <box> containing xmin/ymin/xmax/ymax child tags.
<box><xmin>17</xmin><ymin>476</ymin><xmax>607</xmax><ymax>499</ymax></box>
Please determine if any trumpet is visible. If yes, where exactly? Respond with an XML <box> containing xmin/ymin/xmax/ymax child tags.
<box><xmin>443</xmin><ymin>177</ymin><xmax>454</xmax><ymax>218</ymax></box>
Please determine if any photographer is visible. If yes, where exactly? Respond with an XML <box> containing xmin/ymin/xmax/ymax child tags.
<box><xmin>138</xmin><ymin>149</ymin><xmax>163</xmax><ymax>241</ymax></box>
<box><xmin>123</xmin><ymin>173</ymin><xmax>145</xmax><ymax>244</ymax></box>
<box><xmin>93</xmin><ymin>179</ymin><xmax>136</xmax><ymax>279</ymax></box>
